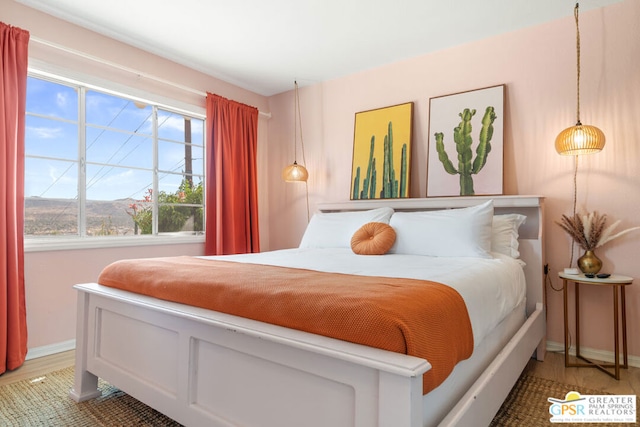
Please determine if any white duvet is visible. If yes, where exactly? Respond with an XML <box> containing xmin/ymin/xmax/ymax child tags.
<box><xmin>200</xmin><ymin>248</ymin><xmax>526</xmax><ymax>348</ymax></box>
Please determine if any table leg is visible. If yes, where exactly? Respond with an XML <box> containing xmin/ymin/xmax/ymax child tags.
<box><xmin>622</xmin><ymin>286</ymin><xmax>628</xmax><ymax>368</ymax></box>
<box><xmin>559</xmin><ymin>276</ymin><xmax>630</xmax><ymax>380</ymax></box>
<box><xmin>613</xmin><ymin>285</ymin><xmax>620</xmax><ymax>379</ymax></box>
<box><xmin>563</xmin><ymin>278</ymin><xmax>569</xmax><ymax>367</ymax></box>
<box><xmin>575</xmin><ymin>282</ymin><xmax>581</xmax><ymax>358</ymax></box>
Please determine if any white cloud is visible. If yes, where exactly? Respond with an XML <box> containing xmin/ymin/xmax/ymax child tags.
<box><xmin>56</xmin><ymin>91</ymin><xmax>69</xmax><ymax>108</ymax></box>
<box><xmin>27</xmin><ymin>126</ymin><xmax>64</xmax><ymax>139</ymax></box>
<box><xmin>158</xmin><ymin>113</ymin><xmax>186</xmax><ymax>132</ymax></box>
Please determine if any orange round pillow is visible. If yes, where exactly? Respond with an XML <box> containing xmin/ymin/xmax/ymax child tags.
<box><xmin>350</xmin><ymin>222</ymin><xmax>396</xmax><ymax>255</ymax></box>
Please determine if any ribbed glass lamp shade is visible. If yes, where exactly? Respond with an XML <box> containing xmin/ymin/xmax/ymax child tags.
<box><xmin>282</xmin><ymin>161</ymin><xmax>309</xmax><ymax>182</ymax></box>
<box><xmin>555</xmin><ymin>124</ymin><xmax>605</xmax><ymax>155</ymax></box>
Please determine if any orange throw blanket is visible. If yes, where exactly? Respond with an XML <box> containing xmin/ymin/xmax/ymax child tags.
<box><xmin>98</xmin><ymin>256</ymin><xmax>474</xmax><ymax>394</ymax></box>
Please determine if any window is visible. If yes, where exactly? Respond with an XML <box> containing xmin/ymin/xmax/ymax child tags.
<box><xmin>25</xmin><ymin>74</ymin><xmax>205</xmax><ymax>241</ymax></box>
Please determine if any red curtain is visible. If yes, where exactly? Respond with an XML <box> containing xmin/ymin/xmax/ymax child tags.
<box><xmin>205</xmin><ymin>93</ymin><xmax>260</xmax><ymax>255</ymax></box>
<box><xmin>0</xmin><ymin>22</ymin><xmax>29</xmax><ymax>374</ymax></box>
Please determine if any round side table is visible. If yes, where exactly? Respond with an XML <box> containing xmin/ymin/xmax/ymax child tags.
<box><xmin>558</xmin><ymin>272</ymin><xmax>633</xmax><ymax>380</ymax></box>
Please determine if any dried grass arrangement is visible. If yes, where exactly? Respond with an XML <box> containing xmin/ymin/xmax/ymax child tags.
<box><xmin>556</xmin><ymin>211</ymin><xmax>640</xmax><ymax>251</ymax></box>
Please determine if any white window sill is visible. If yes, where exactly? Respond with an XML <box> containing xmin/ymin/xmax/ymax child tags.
<box><xmin>24</xmin><ymin>233</ymin><xmax>205</xmax><ymax>252</ymax></box>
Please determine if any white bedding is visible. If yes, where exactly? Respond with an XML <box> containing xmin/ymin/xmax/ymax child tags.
<box><xmin>200</xmin><ymin>248</ymin><xmax>526</xmax><ymax>348</ymax></box>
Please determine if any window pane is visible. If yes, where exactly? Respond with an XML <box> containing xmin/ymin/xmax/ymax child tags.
<box><xmin>158</xmin><ymin>141</ymin><xmax>204</xmax><ymax>177</ymax></box>
<box><xmin>86</xmin><ymin>200</ymin><xmax>144</xmax><ymax>236</ymax></box>
<box><xmin>190</xmin><ymin>118</ymin><xmax>204</xmax><ymax>144</ymax></box>
<box><xmin>86</xmin><ymin>127</ymin><xmax>153</xmax><ymax>169</ymax></box>
<box><xmin>158</xmin><ymin>171</ymin><xmax>184</xmax><ymax>196</ymax></box>
<box><xmin>125</xmin><ymin>198</ymin><xmax>153</xmax><ymax>235</ymax></box>
<box><xmin>86</xmin><ymin>166</ymin><xmax>153</xmax><ymax>236</ymax></box>
<box><xmin>86</xmin><ymin>165</ymin><xmax>152</xmax><ymax>201</ymax></box>
<box><xmin>25</xmin><ymin>115</ymin><xmax>78</xmax><ymax>160</ymax></box>
<box><xmin>24</xmin><ymin>197</ymin><xmax>78</xmax><ymax>236</ymax></box>
<box><xmin>157</xmin><ymin>173</ymin><xmax>203</xmax><ymax>234</ymax></box>
<box><xmin>26</xmin><ymin>77</ymin><xmax>78</xmax><ymax>120</ymax></box>
<box><xmin>158</xmin><ymin>174</ymin><xmax>203</xmax><ymax>201</ymax></box>
<box><xmin>190</xmin><ymin>144</ymin><xmax>204</xmax><ymax>176</ymax></box>
<box><xmin>158</xmin><ymin>110</ymin><xmax>191</xmax><ymax>141</ymax></box>
<box><xmin>159</xmin><ymin>205</ymin><xmax>203</xmax><ymax>234</ymax></box>
<box><xmin>86</xmin><ymin>90</ymin><xmax>152</xmax><ymax>134</ymax></box>
<box><xmin>24</xmin><ymin>158</ymin><xmax>78</xmax><ymax>199</ymax></box>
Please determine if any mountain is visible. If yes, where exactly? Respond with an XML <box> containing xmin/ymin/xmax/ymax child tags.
<box><xmin>24</xmin><ymin>197</ymin><xmax>138</xmax><ymax>236</ymax></box>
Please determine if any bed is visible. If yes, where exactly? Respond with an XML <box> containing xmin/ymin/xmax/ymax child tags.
<box><xmin>69</xmin><ymin>195</ymin><xmax>546</xmax><ymax>427</ymax></box>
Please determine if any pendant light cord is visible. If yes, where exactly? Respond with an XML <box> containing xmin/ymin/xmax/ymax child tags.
<box><xmin>566</xmin><ymin>3</ymin><xmax>582</xmax><ymax>268</ymax></box>
<box><xmin>574</xmin><ymin>3</ymin><xmax>581</xmax><ymax>125</ymax></box>
<box><xmin>294</xmin><ymin>81</ymin><xmax>308</xmax><ymax>167</ymax></box>
<box><xmin>570</xmin><ymin>155</ymin><xmax>579</xmax><ymax>267</ymax></box>
<box><xmin>294</xmin><ymin>81</ymin><xmax>310</xmax><ymax>222</ymax></box>
<box><xmin>293</xmin><ymin>82</ymin><xmax>298</xmax><ymax>162</ymax></box>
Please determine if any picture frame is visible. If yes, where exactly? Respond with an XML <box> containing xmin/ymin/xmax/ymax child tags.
<box><xmin>350</xmin><ymin>102</ymin><xmax>413</xmax><ymax>200</ymax></box>
<box><xmin>427</xmin><ymin>84</ymin><xmax>504</xmax><ymax>197</ymax></box>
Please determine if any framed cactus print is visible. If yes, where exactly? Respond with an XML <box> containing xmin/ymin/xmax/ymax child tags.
<box><xmin>427</xmin><ymin>84</ymin><xmax>504</xmax><ymax>197</ymax></box>
<box><xmin>350</xmin><ymin>102</ymin><xmax>413</xmax><ymax>200</ymax></box>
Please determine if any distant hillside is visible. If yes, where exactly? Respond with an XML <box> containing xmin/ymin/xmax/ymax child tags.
<box><xmin>25</xmin><ymin>197</ymin><xmax>137</xmax><ymax>236</ymax></box>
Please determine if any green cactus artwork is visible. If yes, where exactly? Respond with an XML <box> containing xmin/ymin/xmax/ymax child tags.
<box><xmin>353</xmin><ymin>136</ymin><xmax>377</xmax><ymax>199</ymax></box>
<box><xmin>434</xmin><ymin>106</ymin><xmax>497</xmax><ymax>196</ymax></box>
<box><xmin>351</xmin><ymin>122</ymin><xmax>408</xmax><ymax>199</ymax></box>
<box><xmin>350</xmin><ymin>102</ymin><xmax>413</xmax><ymax>200</ymax></box>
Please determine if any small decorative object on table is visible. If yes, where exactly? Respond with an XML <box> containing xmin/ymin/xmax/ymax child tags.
<box><xmin>556</xmin><ymin>211</ymin><xmax>640</xmax><ymax>274</ymax></box>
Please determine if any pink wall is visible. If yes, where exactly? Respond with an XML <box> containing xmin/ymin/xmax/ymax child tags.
<box><xmin>4</xmin><ymin>0</ymin><xmax>639</xmax><ymax>360</ymax></box>
<box><xmin>25</xmin><ymin>244</ymin><xmax>205</xmax><ymax>350</ymax></box>
<box><xmin>267</xmin><ymin>0</ymin><xmax>640</xmax><ymax>359</ymax></box>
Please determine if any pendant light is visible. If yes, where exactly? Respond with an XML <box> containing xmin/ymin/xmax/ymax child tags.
<box><xmin>556</xmin><ymin>3</ymin><xmax>605</xmax><ymax>270</ymax></box>
<box><xmin>282</xmin><ymin>81</ymin><xmax>309</xmax><ymax>182</ymax></box>
<box><xmin>555</xmin><ymin>2</ymin><xmax>605</xmax><ymax>155</ymax></box>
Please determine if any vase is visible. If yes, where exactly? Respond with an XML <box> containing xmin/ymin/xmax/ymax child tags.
<box><xmin>577</xmin><ymin>250</ymin><xmax>602</xmax><ymax>274</ymax></box>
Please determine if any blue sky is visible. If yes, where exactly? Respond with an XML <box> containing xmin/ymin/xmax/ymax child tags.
<box><xmin>25</xmin><ymin>76</ymin><xmax>204</xmax><ymax>201</ymax></box>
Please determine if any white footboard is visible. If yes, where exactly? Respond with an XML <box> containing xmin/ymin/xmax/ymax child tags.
<box><xmin>70</xmin><ymin>283</ymin><xmax>431</xmax><ymax>427</ymax></box>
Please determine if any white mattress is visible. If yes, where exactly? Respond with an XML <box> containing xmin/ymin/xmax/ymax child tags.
<box><xmin>201</xmin><ymin>248</ymin><xmax>526</xmax><ymax>348</ymax></box>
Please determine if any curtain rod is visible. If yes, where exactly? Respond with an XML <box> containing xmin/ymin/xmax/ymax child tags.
<box><xmin>30</xmin><ymin>36</ymin><xmax>271</xmax><ymax>119</ymax></box>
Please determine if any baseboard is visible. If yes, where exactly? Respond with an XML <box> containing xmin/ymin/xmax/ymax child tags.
<box><xmin>546</xmin><ymin>340</ymin><xmax>640</xmax><ymax>369</ymax></box>
<box><xmin>26</xmin><ymin>339</ymin><xmax>76</xmax><ymax>360</ymax></box>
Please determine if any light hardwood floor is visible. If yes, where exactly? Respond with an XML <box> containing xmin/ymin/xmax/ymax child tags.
<box><xmin>524</xmin><ymin>350</ymin><xmax>640</xmax><ymax>395</ymax></box>
<box><xmin>2</xmin><ymin>349</ymin><xmax>638</xmax><ymax>395</ymax></box>
<box><xmin>0</xmin><ymin>350</ymin><xmax>75</xmax><ymax>386</ymax></box>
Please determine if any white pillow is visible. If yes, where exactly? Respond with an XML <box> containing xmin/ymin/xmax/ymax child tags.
<box><xmin>299</xmin><ymin>207</ymin><xmax>394</xmax><ymax>248</ymax></box>
<box><xmin>389</xmin><ymin>200</ymin><xmax>494</xmax><ymax>258</ymax></box>
<box><xmin>491</xmin><ymin>214</ymin><xmax>526</xmax><ymax>258</ymax></box>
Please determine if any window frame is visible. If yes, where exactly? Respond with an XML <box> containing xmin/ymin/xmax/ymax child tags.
<box><xmin>24</xmin><ymin>68</ymin><xmax>206</xmax><ymax>252</ymax></box>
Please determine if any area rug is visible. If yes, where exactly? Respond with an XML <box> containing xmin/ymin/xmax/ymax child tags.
<box><xmin>0</xmin><ymin>367</ymin><xmax>633</xmax><ymax>426</ymax></box>
<box><xmin>490</xmin><ymin>374</ymin><xmax>634</xmax><ymax>427</ymax></box>
<box><xmin>0</xmin><ymin>366</ymin><xmax>181</xmax><ymax>426</ymax></box>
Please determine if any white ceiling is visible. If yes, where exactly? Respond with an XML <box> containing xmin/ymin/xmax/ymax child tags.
<box><xmin>19</xmin><ymin>0</ymin><xmax>624</xmax><ymax>96</ymax></box>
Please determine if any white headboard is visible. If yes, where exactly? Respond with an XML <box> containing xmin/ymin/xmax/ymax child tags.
<box><xmin>317</xmin><ymin>195</ymin><xmax>545</xmax><ymax>318</ymax></box>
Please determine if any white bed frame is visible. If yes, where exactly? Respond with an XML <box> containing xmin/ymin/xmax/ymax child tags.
<box><xmin>70</xmin><ymin>195</ymin><xmax>546</xmax><ymax>427</ymax></box>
